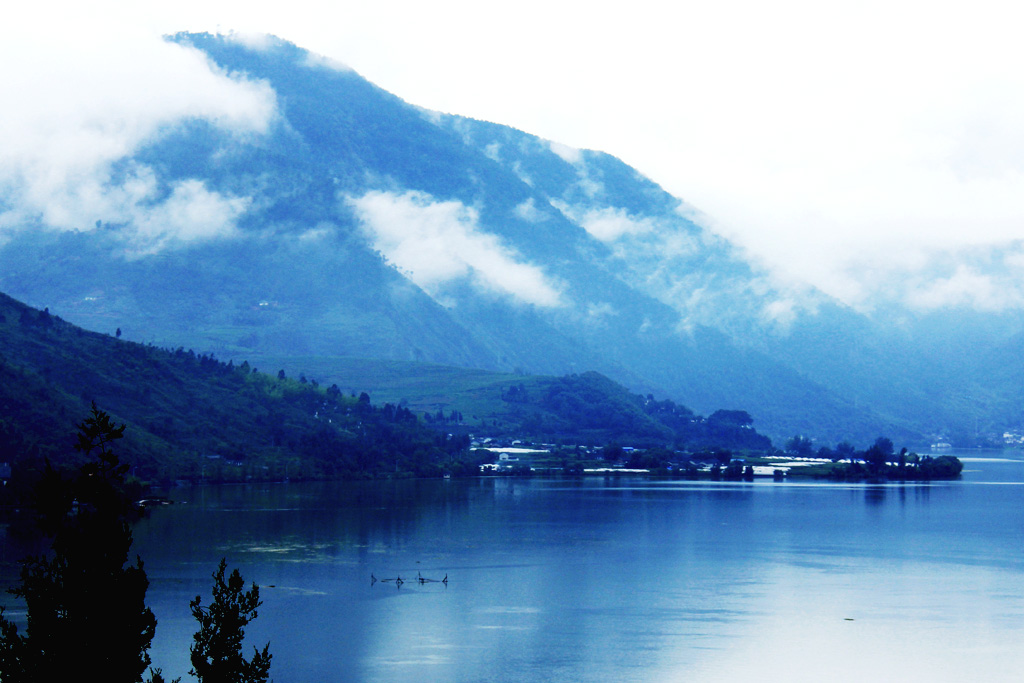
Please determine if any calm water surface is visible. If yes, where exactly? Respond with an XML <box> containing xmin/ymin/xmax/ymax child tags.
<box><xmin>12</xmin><ymin>453</ymin><xmax>1024</xmax><ymax>681</ymax></box>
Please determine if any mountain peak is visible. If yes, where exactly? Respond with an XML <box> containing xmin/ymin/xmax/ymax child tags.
<box><xmin>0</xmin><ymin>31</ymin><xmax>1011</xmax><ymax>446</ymax></box>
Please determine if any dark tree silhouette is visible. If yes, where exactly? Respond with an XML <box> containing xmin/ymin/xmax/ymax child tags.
<box><xmin>0</xmin><ymin>405</ymin><xmax>156</xmax><ymax>682</ymax></box>
<box><xmin>189</xmin><ymin>559</ymin><xmax>272</xmax><ymax>683</ymax></box>
<box><xmin>786</xmin><ymin>435</ymin><xmax>815</xmax><ymax>456</ymax></box>
<box><xmin>864</xmin><ymin>436</ymin><xmax>895</xmax><ymax>474</ymax></box>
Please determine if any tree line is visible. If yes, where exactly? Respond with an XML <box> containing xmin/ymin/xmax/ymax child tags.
<box><xmin>785</xmin><ymin>435</ymin><xmax>963</xmax><ymax>480</ymax></box>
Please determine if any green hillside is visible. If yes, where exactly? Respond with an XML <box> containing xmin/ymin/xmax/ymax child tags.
<box><xmin>0</xmin><ymin>293</ymin><xmax>469</xmax><ymax>489</ymax></box>
<box><xmin>0</xmin><ymin>290</ymin><xmax>775</xmax><ymax>498</ymax></box>
<box><xmin>246</xmin><ymin>355</ymin><xmax>774</xmax><ymax>451</ymax></box>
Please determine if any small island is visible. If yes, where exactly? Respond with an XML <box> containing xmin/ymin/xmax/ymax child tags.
<box><xmin>772</xmin><ymin>436</ymin><xmax>963</xmax><ymax>481</ymax></box>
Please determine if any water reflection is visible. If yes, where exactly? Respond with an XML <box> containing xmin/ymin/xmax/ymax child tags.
<box><xmin>864</xmin><ymin>485</ymin><xmax>886</xmax><ymax>505</ymax></box>
<box><xmin>38</xmin><ymin>458</ymin><xmax>1019</xmax><ymax>681</ymax></box>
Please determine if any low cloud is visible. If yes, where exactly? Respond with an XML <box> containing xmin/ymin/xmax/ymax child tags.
<box><xmin>827</xmin><ymin>241</ymin><xmax>1024</xmax><ymax>312</ymax></box>
<box><xmin>760</xmin><ymin>298</ymin><xmax>799</xmax><ymax>329</ymax></box>
<box><xmin>586</xmin><ymin>302</ymin><xmax>617</xmax><ymax>321</ymax></box>
<box><xmin>0</xmin><ymin>26</ymin><xmax>276</xmax><ymax>249</ymax></box>
<box><xmin>544</xmin><ymin>148</ymin><xmax>605</xmax><ymax>200</ymax></box>
<box><xmin>296</xmin><ymin>223</ymin><xmax>335</xmax><ymax>243</ymax></box>
<box><xmin>1005</xmin><ymin>250</ymin><xmax>1024</xmax><ymax>269</ymax></box>
<box><xmin>347</xmin><ymin>190</ymin><xmax>564</xmax><ymax>307</ymax></box>
<box><xmin>512</xmin><ymin>161</ymin><xmax>534</xmax><ymax>187</ymax></box>
<box><xmin>556</xmin><ymin>202</ymin><xmax>702</xmax><ymax>263</ymax></box>
<box><xmin>548</xmin><ymin>141</ymin><xmax>582</xmax><ymax>165</ymax></box>
<box><xmin>576</xmin><ymin>175</ymin><xmax>604</xmax><ymax>199</ymax></box>
<box><xmin>513</xmin><ymin>198</ymin><xmax>547</xmax><ymax>222</ymax></box>
<box><xmin>484</xmin><ymin>142</ymin><xmax>502</xmax><ymax>162</ymax></box>
<box><xmin>302</xmin><ymin>51</ymin><xmax>355</xmax><ymax>73</ymax></box>
<box><xmin>129</xmin><ymin>179</ymin><xmax>250</xmax><ymax>255</ymax></box>
<box><xmin>904</xmin><ymin>266</ymin><xmax>1024</xmax><ymax>312</ymax></box>
<box><xmin>225</xmin><ymin>31</ymin><xmax>280</xmax><ymax>52</ymax></box>
<box><xmin>575</xmin><ymin>206</ymin><xmax>657</xmax><ymax>242</ymax></box>
<box><xmin>220</xmin><ymin>31</ymin><xmax>349</xmax><ymax>72</ymax></box>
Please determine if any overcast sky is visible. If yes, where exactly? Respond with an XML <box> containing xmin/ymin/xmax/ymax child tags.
<box><xmin>4</xmin><ymin>0</ymin><xmax>1024</xmax><ymax>308</ymax></box>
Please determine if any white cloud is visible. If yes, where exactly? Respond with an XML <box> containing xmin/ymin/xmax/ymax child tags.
<box><xmin>556</xmin><ymin>202</ymin><xmax>704</xmax><ymax>267</ymax></box>
<box><xmin>129</xmin><ymin>179</ymin><xmax>250</xmax><ymax>254</ymax></box>
<box><xmin>297</xmin><ymin>223</ymin><xmax>335</xmax><ymax>242</ymax></box>
<box><xmin>346</xmin><ymin>190</ymin><xmax>564</xmax><ymax>307</ymax></box>
<box><xmin>761</xmin><ymin>299</ymin><xmax>798</xmax><ymax>329</ymax></box>
<box><xmin>483</xmin><ymin>142</ymin><xmax>502</xmax><ymax>162</ymax></box>
<box><xmin>904</xmin><ymin>266</ymin><xmax>1023</xmax><ymax>312</ymax></box>
<box><xmin>5</xmin><ymin>1</ymin><xmax>1024</xmax><ymax>312</ymax></box>
<box><xmin>302</xmin><ymin>51</ymin><xmax>354</xmax><ymax>73</ymax></box>
<box><xmin>1005</xmin><ymin>250</ymin><xmax>1024</xmax><ymax>270</ymax></box>
<box><xmin>512</xmin><ymin>162</ymin><xmax>534</xmax><ymax>187</ymax></box>
<box><xmin>548</xmin><ymin>141</ymin><xmax>582</xmax><ymax>165</ymax></box>
<box><xmin>513</xmin><ymin>198</ymin><xmax>546</xmax><ymax>223</ymax></box>
<box><xmin>225</xmin><ymin>31</ymin><xmax>279</xmax><ymax>52</ymax></box>
<box><xmin>0</xmin><ymin>20</ymin><xmax>276</xmax><ymax>249</ymax></box>
<box><xmin>234</xmin><ymin>0</ymin><xmax>1024</xmax><ymax>312</ymax></box>
<box><xmin>575</xmin><ymin>207</ymin><xmax>657</xmax><ymax>242</ymax></box>
<box><xmin>576</xmin><ymin>175</ymin><xmax>603</xmax><ymax>199</ymax></box>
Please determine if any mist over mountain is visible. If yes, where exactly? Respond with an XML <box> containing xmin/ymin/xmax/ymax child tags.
<box><xmin>1</xmin><ymin>32</ymin><xmax>1019</xmax><ymax>446</ymax></box>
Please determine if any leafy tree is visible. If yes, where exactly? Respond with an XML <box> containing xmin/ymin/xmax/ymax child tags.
<box><xmin>863</xmin><ymin>437</ymin><xmax>894</xmax><ymax>474</ymax></box>
<box><xmin>189</xmin><ymin>559</ymin><xmax>272</xmax><ymax>683</ymax></box>
<box><xmin>872</xmin><ymin>436</ymin><xmax>894</xmax><ymax>457</ymax></box>
<box><xmin>0</xmin><ymin>405</ymin><xmax>156</xmax><ymax>682</ymax></box>
<box><xmin>785</xmin><ymin>435</ymin><xmax>814</xmax><ymax>456</ymax></box>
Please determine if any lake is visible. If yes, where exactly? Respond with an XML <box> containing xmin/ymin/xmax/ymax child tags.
<box><xmin>9</xmin><ymin>452</ymin><xmax>1024</xmax><ymax>681</ymax></box>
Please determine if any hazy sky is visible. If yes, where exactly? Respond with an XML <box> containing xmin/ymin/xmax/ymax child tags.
<box><xmin>5</xmin><ymin>0</ymin><xmax>1024</xmax><ymax>308</ymax></box>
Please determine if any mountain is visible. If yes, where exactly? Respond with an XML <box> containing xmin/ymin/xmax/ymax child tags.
<box><xmin>1</xmin><ymin>32</ymin><xmax>1014</xmax><ymax>447</ymax></box>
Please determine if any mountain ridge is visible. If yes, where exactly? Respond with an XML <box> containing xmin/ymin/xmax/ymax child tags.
<box><xmin>1</xmin><ymin>32</ymin><xmax>1015</xmax><ymax>446</ymax></box>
